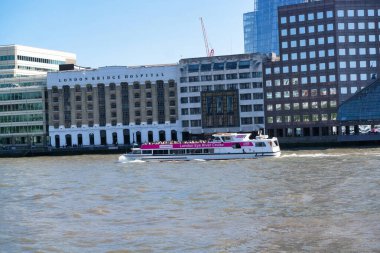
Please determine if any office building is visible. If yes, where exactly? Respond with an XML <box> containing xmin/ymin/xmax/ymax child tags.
<box><xmin>178</xmin><ymin>54</ymin><xmax>268</xmax><ymax>138</ymax></box>
<box><xmin>244</xmin><ymin>0</ymin><xmax>307</xmax><ymax>54</ymax></box>
<box><xmin>0</xmin><ymin>45</ymin><xmax>76</xmax><ymax>78</ymax></box>
<box><xmin>263</xmin><ymin>0</ymin><xmax>380</xmax><ymax>142</ymax></box>
<box><xmin>47</xmin><ymin>65</ymin><xmax>180</xmax><ymax>147</ymax></box>
<box><xmin>0</xmin><ymin>45</ymin><xmax>76</xmax><ymax>146</ymax></box>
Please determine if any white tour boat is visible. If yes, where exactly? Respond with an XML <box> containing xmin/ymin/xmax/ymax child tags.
<box><xmin>118</xmin><ymin>133</ymin><xmax>281</xmax><ymax>162</ymax></box>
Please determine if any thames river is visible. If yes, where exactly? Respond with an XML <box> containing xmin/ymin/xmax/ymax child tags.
<box><xmin>1</xmin><ymin>148</ymin><xmax>380</xmax><ymax>252</ymax></box>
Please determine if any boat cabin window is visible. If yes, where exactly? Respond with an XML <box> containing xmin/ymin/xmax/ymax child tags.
<box><xmin>210</xmin><ymin>136</ymin><xmax>222</xmax><ymax>142</ymax></box>
<box><xmin>142</xmin><ymin>150</ymin><xmax>152</xmax><ymax>155</ymax></box>
<box><xmin>153</xmin><ymin>150</ymin><xmax>169</xmax><ymax>155</ymax></box>
<box><xmin>132</xmin><ymin>150</ymin><xmax>142</xmax><ymax>154</ymax></box>
<box><xmin>255</xmin><ymin>142</ymin><xmax>266</xmax><ymax>147</ymax></box>
<box><xmin>221</xmin><ymin>136</ymin><xmax>232</xmax><ymax>142</ymax></box>
<box><xmin>186</xmin><ymin>149</ymin><xmax>203</xmax><ymax>154</ymax></box>
<box><xmin>232</xmin><ymin>143</ymin><xmax>241</xmax><ymax>149</ymax></box>
<box><xmin>203</xmin><ymin>149</ymin><xmax>214</xmax><ymax>154</ymax></box>
<box><xmin>170</xmin><ymin>149</ymin><xmax>186</xmax><ymax>155</ymax></box>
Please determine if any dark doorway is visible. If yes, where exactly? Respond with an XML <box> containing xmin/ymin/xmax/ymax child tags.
<box><xmin>112</xmin><ymin>132</ymin><xmax>118</xmax><ymax>145</ymax></box>
<box><xmin>89</xmin><ymin>133</ymin><xmax>95</xmax><ymax>145</ymax></box>
<box><xmin>159</xmin><ymin>130</ymin><xmax>166</xmax><ymax>142</ymax></box>
<box><xmin>136</xmin><ymin>131</ymin><xmax>141</xmax><ymax>144</ymax></box>
<box><xmin>65</xmin><ymin>134</ymin><xmax>72</xmax><ymax>147</ymax></box>
<box><xmin>78</xmin><ymin>134</ymin><xmax>83</xmax><ymax>146</ymax></box>
<box><xmin>55</xmin><ymin>135</ymin><xmax>60</xmax><ymax>148</ymax></box>
<box><xmin>148</xmin><ymin>131</ymin><xmax>154</xmax><ymax>143</ymax></box>
<box><xmin>171</xmin><ymin>130</ymin><xmax>177</xmax><ymax>141</ymax></box>
<box><xmin>100</xmin><ymin>130</ymin><xmax>106</xmax><ymax>145</ymax></box>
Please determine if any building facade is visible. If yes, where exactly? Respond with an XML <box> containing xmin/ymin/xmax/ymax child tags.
<box><xmin>244</xmin><ymin>0</ymin><xmax>307</xmax><ymax>54</ymax></box>
<box><xmin>0</xmin><ymin>45</ymin><xmax>76</xmax><ymax>78</ymax></box>
<box><xmin>264</xmin><ymin>0</ymin><xmax>380</xmax><ymax>142</ymax></box>
<box><xmin>0</xmin><ymin>45</ymin><xmax>76</xmax><ymax>146</ymax></box>
<box><xmin>47</xmin><ymin>65</ymin><xmax>180</xmax><ymax>147</ymax></box>
<box><xmin>178</xmin><ymin>54</ymin><xmax>268</xmax><ymax>138</ymax></box>
<box><xmin>0</xmin><ymin>76</ymin><xmax>47</xmax><ymax>145</ymax></box>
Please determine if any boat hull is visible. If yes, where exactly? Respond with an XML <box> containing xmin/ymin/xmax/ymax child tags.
<box><xmin>118</xmin><ymin>151</ymin><xmax>281</xmax><ymax>162</ymax></box>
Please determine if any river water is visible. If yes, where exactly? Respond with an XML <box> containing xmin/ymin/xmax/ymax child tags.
<box><xmin>1</xmin><ymin>148</ymin><xmax>379</xmax><ymax>253</ymax></box>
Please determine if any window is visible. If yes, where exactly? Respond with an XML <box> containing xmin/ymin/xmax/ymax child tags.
<box><xmin>318</xmin><ymin>24</ymin><xmax>324</xmax><ymax>32</ymax></box>
<box><xmin>281</xmin><ymin>29</ymin><xmax>287</xmax><ymax>36</ymax></box>
<box><xmin>300</xmin><ymin>39</ymin><xmax>306</xmax><ymax>47</ymax></box>
<box><xmin>358</xmin><ymin>10</ymin><xmax>364</xmax><ymax>16</ymax></box>
<box><xmin>327</xmin><ymin>23</ymin><xmax>334</xmax><ymax>31</ymax></box>
<box><xmin>226</xmin><ymin>62</ymin><xmax>237</xmax><ymax>70</ymax></box>
<box><xmin>290</xmin><ymin>28</ymin><xmax>296</xmax><ymax>35</ymax></box>
<box><xmin>299</xmin><ymin>27</ymin><xmax>305</xmax><ymax>34</ymax></box>
<box><xmin>347</xmin><ymin>10</ymin><xmax>354</xmax><ymax>17</ymax></box>
<box><xmin>337</xmin><ymin>10</ymin><xmax>344</xmax><ymax>17</ymax></box>
<box><xmin>326</xmin><ymin>10</ymin><xmax>333</xmax><ymax>18</ymax></box>
<box><xmin>317</xmin><ymin>12</ymin><xmax>324</xmax><ymax>19</ymax></box>
<box><xmin>348</xmin><ymin>36</ymin><xmax>356</xmax><ymax>43</ymax></box>
<box><xmin>188</xmin><ymin>64</ymin><xmax>199</xmax><ymax>73</ymax></box>
<box><xmin>338</xmin><ymin>23</ymin><xmax>345</xmax><ymax>30</ymax></box>
<box><xmin>338</xmin><ymin>36</ymin><xmax>345</xmax><ymax>43</ymax></box>
<box><xmin>281</xmin><ymin>17</ymin><xmax>287</xmax><ymax>24</ymax></box>
<box><xmin>308</xmin><ymin>13</ymin><xmax>314</xmax><ymax>20</ymax></box>
<box><xmin>327</xmin><ymin>36</ymin><xmax>334</xmax><ymax>44</ymax></box>
<box><xmin>308</xmin><ymin>26</ymin><xmax>315</xmax><ymax>33</ymax></box>
<box><xmin>348</xmin><ymin>23</ymin><xmax>355</xmax><ymax>30</ymax></box>
<box><xmin>213</xmin><ymin>63</ymin><xmax>224</xmax><ymax>71</ymax></box>
<box><xmin>319</xmin><ymin>63</ymin><xmax>326</xmax><ymax>70</ymax></box>
<box><xmin>299</xmin><ymin>14</ymin><xmax>305</xmax><ymax>21</ymax></box>
<box><xmin>309</xmin><ymin>38</ymin><xmax>315</xmax><ymax>46</ymax></box>
<box><xmin>200</xmin><ymin>64</ymin><xmax>211</xmax><ymax>72</ymax></box>
<box><xmin>290</xmin><ymin>15</ymin><xmax>296</xmax><ymax>23</ymax></box>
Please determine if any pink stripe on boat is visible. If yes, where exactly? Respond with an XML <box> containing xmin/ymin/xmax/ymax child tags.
<box><xmin>141</xmin><ymin>142</ymin><xmax>254</xmax><ymax>149</ymax></box>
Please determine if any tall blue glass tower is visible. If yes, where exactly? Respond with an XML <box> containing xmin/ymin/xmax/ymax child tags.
<box><xmin>244</xmin><ymin>0</ymin><xmax>306</xmax><ymax>54</ymax></box>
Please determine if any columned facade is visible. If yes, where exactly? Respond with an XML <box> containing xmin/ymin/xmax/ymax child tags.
<box><xmin>47</xmin><ymin>65</ymin><xmax>181</xmax><ymax>147</ymax></box>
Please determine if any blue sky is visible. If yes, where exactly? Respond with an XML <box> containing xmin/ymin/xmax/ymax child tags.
<box><xmin>1</xmin><ymin>0</ymin><xmax>253</xmax><ymax>67</ymax></box>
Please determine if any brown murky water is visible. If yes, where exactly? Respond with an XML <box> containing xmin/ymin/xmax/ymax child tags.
<box><xmin>1</xmin><ymin>148</ymin><xmax>380</xmax><ymax>252</ymax></box>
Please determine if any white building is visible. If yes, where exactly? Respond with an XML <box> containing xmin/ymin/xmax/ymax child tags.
<box><xmin>0</xmin><ymin>44</ymin><xmax>76</xmax><ymax>146</ymax></box>
<box><xmin>0</xmin><ymin>44</ymin><xmax>76</xmax><ymax>78</ymax></box>
<box><xmin>47</xmin><ymin>65</ymin><xmax>181</xmax><ymax>147</ymax></box>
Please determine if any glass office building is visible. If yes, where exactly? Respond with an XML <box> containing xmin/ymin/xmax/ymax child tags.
<box><xmin>244</xmin><ymin>0</ymin><xmax>307</xmax><ymax>54</ymax></box>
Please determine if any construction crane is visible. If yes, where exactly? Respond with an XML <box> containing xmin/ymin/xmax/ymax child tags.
<box><xmin>200</xmin><ymin>17</ymin><xmax>214</xmax><ymax>57</ymax></box>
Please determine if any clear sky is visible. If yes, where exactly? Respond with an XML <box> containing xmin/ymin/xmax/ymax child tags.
<box><xmin>1</xmin><ymin>0</ymin><xmax>253</xmax><ymax>68</ymax></box>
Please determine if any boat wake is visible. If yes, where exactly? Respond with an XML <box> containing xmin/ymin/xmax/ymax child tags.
<box><xmin>280</xmin><ymin>153</ymin><xmax>348</xmax><ymax>158</ymax></box>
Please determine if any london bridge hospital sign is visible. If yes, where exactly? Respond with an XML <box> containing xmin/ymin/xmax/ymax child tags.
<box><xmin>58</xmin><ymin>73</ymin><xmax>166</xmax><ymax>83</ymax></box>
